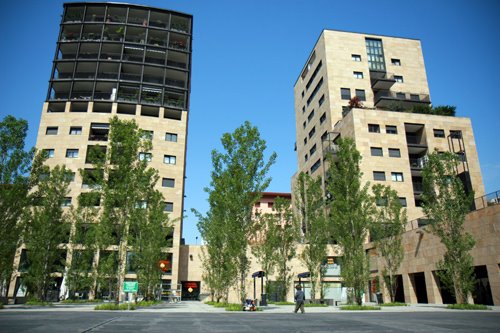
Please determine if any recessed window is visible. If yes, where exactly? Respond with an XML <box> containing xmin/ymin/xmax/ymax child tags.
<box><xmin>368</xmin><ymin>124</ymin><xmax>380</xmax><ymax>133</ymax></box>
<box><xmin>318</xmin><ymin>94</ymin><xmax>325</xmax><ymax>106</ymax></box>
<box><xmin>321</xmin><ymin>131</ymin><xmax>328</xmax><ymax>142</ymax></box>
<box><xmin>163</xmin><ymin>155</ymin><xmax>176</xmax><ymax>164</ymax></box>
<box><xmin>309</xmin><ymin>144</ymin><xmax>317</xmax><ymax>156</ymax></box>
<box><xmin>306</xmin><ymin>77</ymin><xmax>324</xmax><ymax>106</ymax></box>
<box><xmin>69</xmin><ymin>126</ymin><xmax>82</xmax><ymax>135</ymax></box>
<box><xmin>310</xmin><ymin>159</ymin><xmax>321</xmax><ymax>173</ymax></box>
<box><xmin>391</xmin><ymin>58</ymin><xmax>401</xmax><ymax>66</ymax></box>
<box><xmin>352</xmin><ymin>54</ymin><xmax>361</xmax><ymax>62</ymax></box>
<box><xmin>450</xmin><ymin>130</ymin><xmax>462</xmax><ymax>139</ymax></box>
<box><xmin>388</xmin><ymin>148</ymin><xmax>401</xmax><ymax>158</ymax></box>
<box><xmin>340</xmin><ymin>88</ymin><xmax>351</xmax><ymax>100</ymax></box>
<box><xmin>386</xmin><ymin>125</ymin><xmax>398</xmax><ymax>134</ymax></box>
<box><xmin>66</xmin><ymin>172</ymin><xmax>75</xmax><ymax>182</ymax></box>
<box><xmin>165</xmin><ymin>133</ymin><xmax>178</xmax><ymax>142</ymax></box>
<box><xmin>370</xmin><ymin>147</ymin><xmax>383</xmax><ymax>157</ymax></box>
<box><xmin>46</xmin><ymin>127</ymin><xmax>58</xmax><ymax>135</ymax></box>
<box><xmin>365</xmin><ymin>38</ymin><xmax>386</xmax><ymax>71</ymax></box>
<box><xmin>396</xmin><ymin>92</ymin><xmax>406</xmax><ymax>99</ymax></box>
<box><xmin>373</xmin><ymin>171</ymin><xmax>386</xmax><ymax>181</ymax></box>
<box><xmin>141</xmin><ymin>130</ymin><xmax>154</xmax><ymax>140</ymax></box>
<box><xmin>304</xmin><ymin>154</ymin><xmax>308</xmax><ymax>162</ymax></box>
<box><xmin>303</xmin><ymin>137</ymin><xmax>307</xmax><ymax>145</ymax></box>
<box><xmin>307</xmin><ymin>110</ymin><xmax>315</xmax><ymax>123</ymax></box>
<box><xmin>66</xmin><ymin>149</ymin><xmax>79</xmax><ymax>158</ymax></box>
<box><xmin>44</xmin><ymin>149</ymin><xmax>55</xmax><ymax>158</ymax></box>
<box><xmin>320</xmin><ymin>113</ymin><xmax>326</xmax><ymax>124</ymax></box>
<box><xmin>301</xmin><ymin>91</ymin><xmax>304</xmax><ymax>98</ymax></box>
<box><xmin>164</xmin><ymin>202</ymin><xmax>174</xmax><ymax>212</ymax></box>
<box><xmin>162</xmin><ymin>178</ymin><xmax>175</xmax><ymax>188</ymax></box>
<box><xmin>399</xmin><ymin>197</ymin><xmax>407</xmax><ymax>207</ymax></box>
<box><xmin>255</xmin><ymin>202</ymin><xmax>260</xmax><ymax>208</ymax></box>
<box><xmin>62</xmin><ymin>197</ymin><xmax>72</xmax><ymax>207</ymax></box>
<box><xmin>355</xmin><ymin>89</ymin><xmax>366</xmax><ymax>101</ymax></box>
<box><xmin>302</xmin><ymin>121</ymin><xmax>306</xmax><ymax>129</ymax></box>
<box><xmin>433</xmin><ymin>129</ymin><xmax>445</xmax><ymax>138</ymax></box>
<box><xmin>308</xmin><ymin>127</ymin><xmax>316</xmax><ymax>139</ymax></box>
<box><xmin>139</xmin><ymin>152</ymin><xmax>152</xmax><ymax>162</ymax></box>
<box><xmin>353</xmin><ymin>71</ymin><xmax>363</xmax><ymax>79</ymax></box>
<box><xmin>410</xmin><ymin>94</ymin><xmax>420</xmax><ymax>101</ymax></box>
<box><xmin>391</xmin><ymin>172</ymin><xmax>404</xmax><ymax>182</ymax></box>
<box><xmin>394</xmin><ymin>75</ymin><xmax>404</xmax><ymax>83</ymax></box>
<box><xmin>302</xmin><ymin>106</ymin><xmax>305</xmax><ymax>113</ymax></box>
<box><xmin>268</xmin><ymin>202</ymin><xmax>274</xmax><ymax>208</ymax></box>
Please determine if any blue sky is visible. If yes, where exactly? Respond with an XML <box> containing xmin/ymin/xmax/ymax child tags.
<box><xmin>1</xmin><ymin>0</ymin><xmax>499</xmax><ymax>244</ymax></box>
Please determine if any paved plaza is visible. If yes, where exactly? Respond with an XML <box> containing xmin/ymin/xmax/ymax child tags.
<box><xmin>1</xmin><ymin>302</ymin><xmax>500</xmax><ymax>332</ymax></box>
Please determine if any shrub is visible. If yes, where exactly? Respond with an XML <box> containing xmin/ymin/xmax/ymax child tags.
<box><xmin>447</xmin><ymin>304</ymin><xmax>489</xmax><ymax>310</ymax></box>
<box><xmin>380</xmin><ymin>302</ymin><xmax>408</xmax><ymax>307</ymax></box>
<box><xmin>225</xmin><ymin>303</ymin><xmax>244</xmax><ymax>311</ymax></box>
<box><xmin>94</xmin><ymin>303</ymin><xmax>136</xmax><ymax>310</ymax></box>
<box><xmin>61</xmin><ymin>299</ymin><xmax>102</xmax><ymax>304</ymax></box>
<box><xmin>136</xmin><ymin>300</ymin><xmax>161</xmax><ymax>307</ymax></box>
<box><xmin>272</xmin><ymin>301</ymin><xmax>294</xmax><ymax>305</ymax></box>
<box><xmin>305</xmin><ymin>303</ymin><xmax>328</xmax><ymax>307</ymax></box>
<box><xmin>26</xmin><ymin>300</ymin><xmax>53</xmax><ymax>306</ymax></box>
<box><xmin>340</xmin><ymin>305</ymin><xmax>380</xmax><ymax>310</ymax></box>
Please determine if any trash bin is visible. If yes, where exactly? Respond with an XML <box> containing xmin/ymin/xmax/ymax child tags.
<box><xmin>260</xmin><ymin>293</ymin><xmax>267</xmax><ymax>306</ymax></box>
<box><xmin>376</xmin><ymin>292</ymin><xmax>383</xmax><ymax>304</ymax></box>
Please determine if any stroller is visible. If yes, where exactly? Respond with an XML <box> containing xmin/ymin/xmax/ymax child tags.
<box><xmin>243</xmin><ymin>299</ymin><xmax>256</xmax><ymax>311</ymax></box>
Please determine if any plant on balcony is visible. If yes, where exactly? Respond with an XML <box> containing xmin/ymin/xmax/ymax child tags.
<box><xmin>432</xmin><ymin>105</ymin><xmax>456</xmax><ymax>116</ymax></box>
<box><xmin>348</xmin><ymin>96</ymin><xmax>364</xmax><ymax>109</ymax></box>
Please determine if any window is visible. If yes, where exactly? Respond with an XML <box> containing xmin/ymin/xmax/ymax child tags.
<box><xmin>162</xmin><ymin>178</ymin><xmax>175</xmax><ymax>188</ymax></box>
<box><xmin>135</xmin><ymin>201</ymin><xmax>147</xmax><ymax>209</ymax></box>
<box><xmin>396</xmin><ymin>92</ymin><xmax>406</xmax><ymax>99</ymax></box>
<box><xmin>410</xmin><ymin>94</ymin><xmax>420</xmax><ymax>101</ymax></box>
<box><xmin>305</xmin><ymin>60</ymin><xmax>322</xmax><ymax>90</ymax></box>
<box><xmin>352</xmin><ymin>54</ymin><xmax>361</xmax><ymax>62</ymax></box>
<box><xmin>373</xmin><ymin>171</ymin><xmax>386</xmax><ymax>181</ymax></box>
<box><xmin>301</xmin><ymin>91</ymin><xmax>304</xmax><ymax>98</ymax></box>
<box><xmin>310</xmin><ymin>159</ymin><xmax>321</xmax><ymax>173</ymax></box>
<box><xmin>307</xmin><ymin>110</ymin><xmax>315</xmax><ymax>123</ymax></box>
<box><xmin>69</xmin><ymin>126</ymin><xmax>82</xmax><ymax>135</ymax></box>
<box><xmin>386</xmin><ymin>125</ymin><xmax>398</xmax><ymax>134</ymax></box>
<box><xmin>320</xmin><ymin>113</ymin><xmax>326</xmax><ymax>124</ymax></box>
<box><xmin>388</xmin><ymin>148</ymin><xmax>401</xmax><ymax>158</ymax></box>
<box><xmin>391</xmin><ymin>172</ymin><xmax>404</xmax><ymax>182</ymax></box>
<box><xmin>307</xmin><ymin>77</ymin><xmax>323</xmax><ymax>106</ymax></box>
<box><xmin>164</xmin><ymin>202</ymin><xmax>174</xmax><ymax>212</ymax></box>
<box><xmin>165</xmin><ymin>132</ymin><xmax>178</xmax><ymax>142</ymax></box>
<box><xmin>370</xmin><ymin>147</ymin><xmax>383</xmax><ymax>156</ymax></box>
<box><xmin>321</xmin><ymin>131</ymin><xmax>328</xmax><ymax>142</ymax></box>
<box><xmin>46</xmin><ymin>127</ymin><xmax>58</xmax><ymax>135</ymax></box>
<box><xmin>268</xmin><ymin>202</ymin><xmax>274</xmax><ymax>208</ymax></box>
<box><xmin>302</xmin><ymin>106</ymin><xmax>305</xmax><ymax>113</ymax></box>
<box><xmin>164</xmin><ymin>155</ymin><xmax>176</xmax><ymax>164</ymax></box>
<box><xmin>304</xmin><ymin>154</ymin><xmax>308</xmax><ymax>162</ymax></box>
<box><xmin>62</xmin><ymin>197</ymin><xmax>72</xmax><ymax>207</ymax></box>
<box><xmin>309</xmin><ymin>144</ymin><xmax>317</xmax><ymax>156</ymax></box>
<box><xmin>340</xmin><ymin>88</ymin><xmax>351</xmax><ymax>100</ymax></box>
<box><xmin>255</xmin><ymin>202</ymin><xmax>260</xmax><ymax>208</ymax></box>
<box><xmin>450</xmin><ymin>130</ymin><xmax>462</xmax><ymax>139</ymax></box>
<box><xmin>302</xmin><ymin>121</ymin><xmax>306</xmax><ymax>129</ymax></box>
<box><xmin>303</xmin><ymin>137</ymin><xmax>307</xmax><ymax>145</ymax></box>
<box><xmin>318</xmin><ymin>94</ymin><xmax>325</xmax><ymax>106</ymax></box>
<box><xmin>141</xmin><ymin>130</ymin><xmax>153</xmax><ymax>140</ymax></box>
<box><xmin>433</xmin><ymin>129</ymin><xmax>445</xmax><ymax>138</ymax></box>
<box><xmin>391</xmin><ymin>58</ymin><xmax>401</xmax><ymax>66</ymax></box>
<box><xmin>399</xmin><ymin>197</ymin><xmax>407</xmax><ymax>207</ymax></box>
<box><xmin>355</xmin><ymin>89</ymin><xmax>366</xmax><ymax>101</ymax></box>
<box><xmin>368</xmin><ymin>124</ymin><xmax>380</xmax><ymax>133</ymax></box>
<box><xmin>365</xmin><ymin>38</ymin><xmax>386</xmax><ymax>71</ymax></box>
<box><xmin>139</xmin><ymin>152</ymin><xmax>152</xmax><ymax>162</ymax></box>
<box><xmin>394</xmin><ymin>75</ymin><xmax>404</xmax><ymax>83</ymax></box>
<box><xmin>353</xmin><ymin>71</ymin><xmax>363</xmax><ymax>79</ymax></box>
<box><xmin>66</xmin><ymin>172</ymin><xmax>75</xmax><ymax>182</ymax></box>
<box><xmin>44</xmin><ymin>149</ymin><xmax>55</xmax><ymax>158</ymax></box>
<box><xmin>66</xmin><ymin>149</ymin><xmax>79</xmax><ymax>158</ymax></box>
<box><xmin>308</xmin><ymin>126</ymin><xmax>316</xmax><ymax>139</ymax></box>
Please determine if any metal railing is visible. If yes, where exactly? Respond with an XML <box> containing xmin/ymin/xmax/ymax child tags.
<box><xmin>474</xmin><ymin>190</ymin><xmax>500</xmax><ymax>210</ymax></box>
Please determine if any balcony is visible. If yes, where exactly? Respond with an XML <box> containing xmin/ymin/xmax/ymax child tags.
<box><xmin>409</xmin><ymin>156</ymin><xmax>427</xmax><ymax>169</ymax></box>
<box><xmin>374</xmin><ymin>91</ymin><xmax>430</xmax><ymax>109</ymax></box>
<box><xmin>370</xmin><ymin>71</ymin><xmax>396</xmax><ymax>90</ymax></box>
<box><xmin>413</xmin><ymin>182</ymin><xmax>423</xmax><ymax>194</ymax></box>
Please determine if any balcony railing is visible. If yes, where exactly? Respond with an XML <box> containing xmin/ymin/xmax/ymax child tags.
<box><xmin>409</xmin><ymin>156</ymin><xmax>427</xmax><ymax>169</ymax></box>
<box><xmin>474</xmin><ymin>190</ymin><xmax>500</xmax><ymax>210</ymax></box>
<box><xmin>375</xmin><ymin>91</ymin><xmax>430</xmax><ymax>108</ymax></box>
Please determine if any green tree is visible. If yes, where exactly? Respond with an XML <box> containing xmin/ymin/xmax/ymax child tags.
<box><xmin>295</xmin><ymin>172</ymin><xmax>328</xmax><ymax>301</ymax></box>
<box><xmin>83</xmin><ymin>117</ymin><xmax>169</xmax><ymax>303</ymax></box>
<box><xmin>196</xmin><ymin>121</ymin><xmax>276</xmax><ymax>303</ymax></box>
<box><xmin>0</xmin><ymin>116</ymin><xmax>35</xmax><ymax>296</ymax></box>
<box><xmin>326</xmin><ymin>138</ymin><xmax>373</xmax><ymax>305</ymax></box>
<box><xmin>371</xmin><ymin>184</ymin><xmax>407</xmax><ymax>303</ymax></box>
<box><xmin>23</xmin><ymin>161</ymin><xmax>71</xmax><ymax>301</ymax></box>
<box><xmin>422</xmin><ymin>151</ymin><xmax>475</xmax><ymax>304</ymax></box>
<box><xmin>253</xmin><ymin>197</ymin><xmax>298</xmax><ymax>301</ymax></box>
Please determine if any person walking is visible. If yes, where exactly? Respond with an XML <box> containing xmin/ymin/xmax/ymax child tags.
<box><xmin>294</xmin><ymin>284</ymin><xmax>305</xmax><ymax>313</ymax></box>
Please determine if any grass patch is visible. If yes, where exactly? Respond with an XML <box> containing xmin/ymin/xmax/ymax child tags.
<box><xmin>26</xmin><ymin>300</ymin><xmax>53</xmax><ymax>306</ymax></box>
<box><xmin>340</xmin><ymin>305</ymin><xmax>381</xmax><ymax>311</ymax></box>
<box><xmin>136</xmin><ymin>300</ymin><xmax>161</xmax><ymax>307</ymax></box>
<box><xmin>305</xmin><ymin>303</ymin><xmax>328</xmax><ymax>307</ymax></box>
<box><xmin>225</xmin><ymin>303</ymin><xmax>243</xmax><ymax>311</ymax></box>
<box><xmin>94</xmin><ymin>303</ymin><xmax>136</xmax><ymax>310</ymax></box>
<box><xmin>271</xmin><ymin>301</ymin><xmax>294</xmax><ymax>306</ymax></box>
<box><xmin>61</xmin><ymin>299</ymin><xmax>102</xmax><ymax>304</ymax></box>
<box><xmin>380</xmin><ymin>302</ymin><xmax>408</xmax><ymax>307</ymax></box>
<box><xmin>447</xmin><ymin>304</ymin><xmax>490</xmax><ymax>310</ymax></box>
